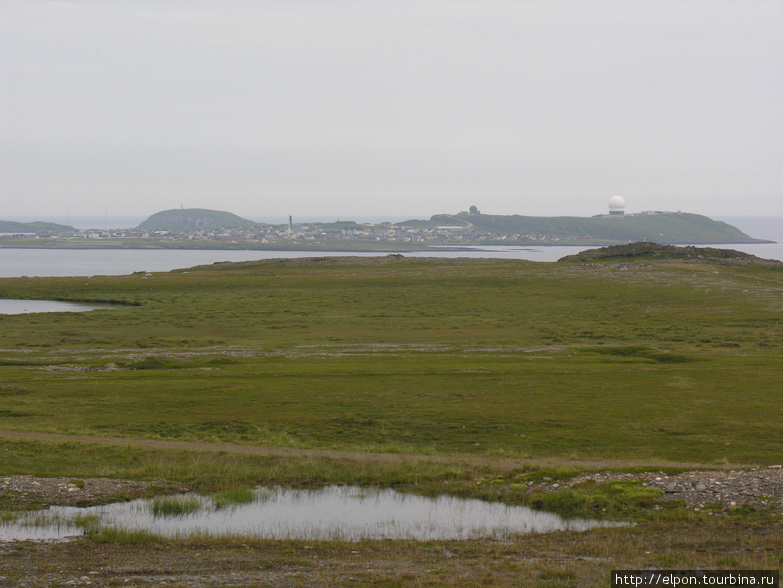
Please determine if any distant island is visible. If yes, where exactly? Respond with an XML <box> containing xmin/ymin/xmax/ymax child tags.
<box><xmin>0</xmin><ymin>204</ymin><xmax>773</xmax><ymax>250</ymax></box>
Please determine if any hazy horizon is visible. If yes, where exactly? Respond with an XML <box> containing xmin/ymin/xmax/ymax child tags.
<box><xmin>3</xmin><ymin>211</ymin><xmax>782</xmax><ymax>243</ymax></box>
<box><xmin>2</xmin><ymin>1</ymin><xmax>782</xmax><ymax>220</ymax></box>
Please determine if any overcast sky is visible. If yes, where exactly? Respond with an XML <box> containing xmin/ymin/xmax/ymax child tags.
<box><xmin>1</xmin><ymin>0</ymin><xmax>781</xmax><ymax>222</ymax></box>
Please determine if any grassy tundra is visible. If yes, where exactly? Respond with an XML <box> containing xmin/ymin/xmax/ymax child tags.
<box><xmin>0</xmin><ymin>255</ymin><xmax>781</xmax><ymax>586</ymax></box>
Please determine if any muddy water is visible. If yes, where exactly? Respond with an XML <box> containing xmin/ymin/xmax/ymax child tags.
<box><xmin>0</xmin><ymin>485</ymin><xmax>622</xmax><ymax>542</ymax></box>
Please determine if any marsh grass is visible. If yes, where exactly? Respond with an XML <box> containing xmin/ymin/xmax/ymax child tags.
<box><xmin>86</xmin><ymin>527</ymin><xmax>162</xmax><ymax>544</ymax></box>
<box><xmin>73</xmin><ymin>514</ymin><xmax>101</xmax><ymax>532</ymax></box>
<box><xmin>1</xmin><ymin>510</ymin><xmax>81</xmax><ymax>534</ymax></box>
<box><xmin>151</xmin><ymin>495</ymin><xmax>202</xmax><ymax>517</ymax></box>
<box><xmin>212</xmin><ymin>487</ymin><xmax>257</xmax><ymax>509</ymax></box>
<box><xmin>0</xmin><ymin>510</ymin><xmax>22</xmax><ymax>523</ymax></box>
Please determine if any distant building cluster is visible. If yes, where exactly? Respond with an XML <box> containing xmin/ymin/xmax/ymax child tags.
<box><xmin>1</xmin><ymin>198</ymin><xmax>685</xmax><ymax>245</ymax></box>
<box><xmin>4</xmin><ymin>221</ymin><xmax>596</xmax><ymax>245</ymax></box>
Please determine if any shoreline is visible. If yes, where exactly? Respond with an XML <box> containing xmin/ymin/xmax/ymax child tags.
<box><xmin>0</xmin><ymin>239</ymin><xmax>775</xmax><ymax>252</ymax></box>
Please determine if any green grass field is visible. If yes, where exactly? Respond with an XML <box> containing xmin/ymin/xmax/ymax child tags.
<box><xmin>1</xmin><ymin>256</ymin><xmax>781</xmax><ymax>464</ymax></box>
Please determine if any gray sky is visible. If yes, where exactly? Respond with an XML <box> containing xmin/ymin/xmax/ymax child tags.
<box><xmin>1</xmin><ymin>0</ymin><xmax>781</xmax><ymax>221</ymax></box>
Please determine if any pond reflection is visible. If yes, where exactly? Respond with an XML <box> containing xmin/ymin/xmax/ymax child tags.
<box><xmin>0</xmin><ymin>485</ymin><xmax>623</xmax><ymax>542</ymax></box>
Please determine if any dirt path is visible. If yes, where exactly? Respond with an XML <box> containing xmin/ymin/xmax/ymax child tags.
<box><xmin>0</xmin><ymin>429</ymin><xmax>754</xmax><ymax>471</ymax></box>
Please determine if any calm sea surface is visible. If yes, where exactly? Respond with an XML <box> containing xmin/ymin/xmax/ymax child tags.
<box><xmin>1</xmin><ymin>216</ymin><xmax>780</xmax><ymax>278</ymax></box>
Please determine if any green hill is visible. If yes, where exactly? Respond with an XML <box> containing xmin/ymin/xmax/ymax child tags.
<box><xmin>137</xmin><ymin>209</ymin><xmax>261</xmax><ymax>231</ymax></box>
<box><xmin>398</xmin><ymin>212</ymin><xmax>766</xmax><ymax>244</ymax></box>
<box><xmin>0</xmin><ymin>220</ymin><xmax>74</xmax><ymax>234</ymax></box>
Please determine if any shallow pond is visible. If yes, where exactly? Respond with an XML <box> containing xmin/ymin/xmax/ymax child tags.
<box><xmin>0</xmin><ymin>299</ymin><xmax>116</xmax><ymax>314</ymax></box>
<box><xmin>0</xmin><ymin>485</ymin><xmax>621</xmax><ymax>542</ymax></box>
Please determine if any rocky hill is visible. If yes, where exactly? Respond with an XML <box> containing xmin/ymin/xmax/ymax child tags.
<box><xmin>136</xmin><ymin>209</ymin><xmax>261</xmax><ymax>231</ymax></box>
<box><xmin>558</xmin><ymin>242</ymin><xmax>783</xmax><ymax>266</ymax></box>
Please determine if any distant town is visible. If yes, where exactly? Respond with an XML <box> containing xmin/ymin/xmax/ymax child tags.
<box><xmin>2</xmin><ymin>220</ymin><xmax>603</xmax><ymax>246</ymax></box>
<box><xmin>0</xmin><ymin>200</ymin><xmax>768</xmax><ymax>247</ymax></box>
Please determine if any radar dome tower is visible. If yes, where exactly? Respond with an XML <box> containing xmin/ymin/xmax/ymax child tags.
<box><xmin>608</xmin><ymin>196</ymin><xmax>626</xmax><ymax>216</ymax></box>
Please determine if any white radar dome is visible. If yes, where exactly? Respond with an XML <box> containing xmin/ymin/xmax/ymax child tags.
<box><xmin>608</xmin><ymin>196</ymin><xmax>626</xmax><ymax>210</ymax></box>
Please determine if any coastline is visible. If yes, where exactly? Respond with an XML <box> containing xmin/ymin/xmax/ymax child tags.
<box><xmin>0</xmin><ymin>237</ymin><xmax>774</xmax><ymax>252</ymax></box>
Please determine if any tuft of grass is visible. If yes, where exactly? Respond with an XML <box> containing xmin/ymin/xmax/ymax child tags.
<box><xmin>151</xmin><ymin>495</ymin><xmax>202</xmax><ymax>517</ymax></box>
<box><xmin>86</xmin><ymin>527</ymin><xmax>162</xmax><ymax>544</ymax></box>
<box><xmin>212</xmin><ymin>487</ymin><xmax>257</xmax><ymax>509</ymax></box>
<box><xmin>0</xmin><ymin>510</ymin><xmax>22</xmax><ymax>523</ymax></box>
<box><xmin>73</xmin><ymin>514</ymin><xmax>101</xmax><ymax>531</ymax></box>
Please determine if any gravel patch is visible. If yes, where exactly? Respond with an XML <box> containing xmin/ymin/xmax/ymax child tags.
<box><xmin>538</xmin><ymin>466</ymin><xmax>783</xmax><ymax>511</ymax></box>
<box><xmin>0</xmin><ymin>475</ymin><xmax>186</xmax><ymax>508</ymax></box>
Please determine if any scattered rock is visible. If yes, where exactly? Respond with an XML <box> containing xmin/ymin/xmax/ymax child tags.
<box><xmin>557</xmin><ymin>468</ymin><xmax>783</xmax><ymax>511</ymax></box>
<box><xmin>0</xmin><ymin>475</ymin><xmax>187</xmax><ymax>508</ymax></box>
<box><xmin>644</xmin><ymin>469</ymin><xmax>783</xmax><ymax>510</ymax></box>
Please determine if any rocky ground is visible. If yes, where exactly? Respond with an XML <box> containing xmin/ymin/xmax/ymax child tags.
<box><xmin>516</xmin><ymin>466</ymin><xmax>783</xmax><ymax>512</ymax></box>
<box><xmin>0</xmin><ymin>476</ymin><xmax>186</xmax><ymax>509</ymax></box>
